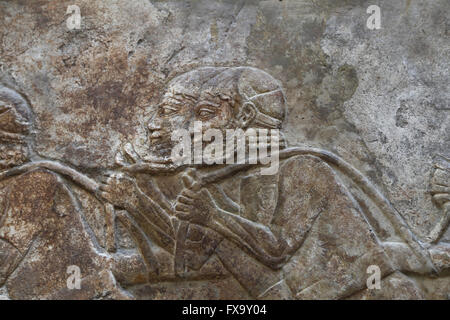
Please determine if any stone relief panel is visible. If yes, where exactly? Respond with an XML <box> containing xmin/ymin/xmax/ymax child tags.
<box><xmin>0</xmin><ymin>1</ymin><xmax>448</xmax><ymax>300</ymax></box>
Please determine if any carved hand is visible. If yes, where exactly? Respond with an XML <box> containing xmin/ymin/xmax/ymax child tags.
<box><xmin>431</xmin><ymin>165</ymin><xmax>450</xmax><ymax>207</ymax></box>
<box><xmin>99</xmin><ymin>172</ymin><xmax>140</xmax><ymax>210</ymax></box>
<box><xmin>115</xmin><ymin>142</ymin><xmax>142</xmax><ymax>167</ymax></box>
<box><xmin>428</xmin><ymin>164</ymin><xmax>450</xmax><ymax>243</ymax></box>
<box><xmin>174</xmin><ymin>168</ymin><xmax>217</xmax><ymax>226</ymax></box>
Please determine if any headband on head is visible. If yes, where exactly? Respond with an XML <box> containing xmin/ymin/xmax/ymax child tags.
<box><xmin>241</xmin><ymin>89</ymin><xmax>285</xmax><ymax>129</ymax></box>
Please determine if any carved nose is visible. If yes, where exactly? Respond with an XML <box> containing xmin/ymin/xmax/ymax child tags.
<box><xmin>147</xmin><ymin>117</ymin><xmax>162</xmax><ymax>132</ymax></box>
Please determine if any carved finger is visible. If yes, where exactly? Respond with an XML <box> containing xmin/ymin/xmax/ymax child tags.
<box><xmin>181</xmin><ymin>173</ymin><xmax>201</xmax><ymax>192</ymax></box>
<box><xmin>99</xmin><ymin>174</ymin><xmax>112</xmax><ymax>184</ymax></box>
<box><xmin>100</xmin><ymin>191</ymin><xmax>113</xmax><ymax>203</ymax></box>
<box><xmin>175</xmin><ymin>202</ymin><xmax>192</xmax><ymax>212</ymax></box>
<box><xmin>177</xmin><ymin>195</ymin><xmax>194</xmax><ymax>205</ymax></box>
<box><xmin>98</xmin><ymin>183</ymin><xmax>110</xmax><ymax>192</ymax></box>
<box><xmin>430</xmin><ymin>185</ymin><xmax>450</xmax><ymax>194</ymax></box>
<box><xmin>115</xmin><ymin>150</ymin><xmax>129</xmax><ymax>166</ymax></box>
<box><xmin>433</xmin><ymin>193</ymin><xmax>450</xmax><ymax>206</ymax></box>
<box><xmin>181</xmin><ymin>172</ymin><xmax>195</xmax><ymax>188</ymax></box>
<box><xmin>175</xmin><ymin>211</ymin><xmax>191</xmax><ymax>221</ymax></box>
<box><xmin>431</xmin><ymin>168</ymin><xmax>450</xmax><ymax>186</ymax></box>
<box><xmin>433</xmin><ymin>163</ymin><xmax>450</xmax><ymax>171</ymax></box>
<box><xmin>180</xmin><ymin>188</ymin><xmax>197</xmax><ymax>199</ymax></box>
<box><xmin>123</xmin><ymin>142</ymin><xmax>140</xmax><ymax>164</ymax></box>
<box><xmin>0</xmin><ymin>104</ymin><xmax>12</xmax><ymax>114</ymax></box>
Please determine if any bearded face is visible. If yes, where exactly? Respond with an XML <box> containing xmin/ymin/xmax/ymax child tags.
<box><xmin>143</xmin><ymin>67</ymin><xmax>286</xmax><ymax>167</ymax></box>
<box><xmin>146</xmin><ymin>84</ymin><xmax>235</xmax><ymax>162</ymax></box>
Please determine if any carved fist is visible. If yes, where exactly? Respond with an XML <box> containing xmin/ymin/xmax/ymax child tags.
<box><xmin>99</xmin><ymin>172</ymin><xmax>139</xmax><ymax>210</ymax></box>
<box><xmin>115</xmin><ymin>142</ymin><xmax>142</xmax><ymax>167</ymax></box>
<box><xmin>431</xmin><ymin>164</ymin><xmax>450</xmax><ymax>208</ymax></box>
<box><xmin>174</xmin><ymin>168</ymin><xmax>216</xmax><ymax>226</ymax></box>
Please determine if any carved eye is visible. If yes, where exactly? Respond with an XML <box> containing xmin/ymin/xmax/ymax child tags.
<box><xmin>197</xmin><ymin>107</ymin><xmax>215</xmax><ymax>118</ymax></box>
<box><xmin>160</xmin><ymin>105</ymin><xmax>178</xmax><ymax>116</ymax></box>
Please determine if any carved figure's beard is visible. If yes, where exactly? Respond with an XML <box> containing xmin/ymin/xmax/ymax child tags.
<box><xmin>140</xmin><ymin>135</ymin><xmax>180</xmax><ymax>173</ymax></box>
<box><xmin>148</xmin><ymin>137</ymin><xmax>175</xmax><ymax>159</ymax></box>
<box><xmin>0</xmin><ymin>143</ymin><xmax>28</xmax><ymax>170</ymax></box>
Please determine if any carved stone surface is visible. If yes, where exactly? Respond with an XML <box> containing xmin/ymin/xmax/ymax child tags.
<box><xmin>0</xmin><ymin>0</ymin><xmax>449</xmax><ymax>300</ymax></box>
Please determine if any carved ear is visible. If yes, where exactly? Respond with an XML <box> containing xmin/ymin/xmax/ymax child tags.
<box><xmin>238</xmin><ymin>102</ymin><xmax>257</xmax><ymax>128</ymax></box>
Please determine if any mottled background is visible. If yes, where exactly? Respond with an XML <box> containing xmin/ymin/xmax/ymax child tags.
<box><xmin>0</xmin><ymin>0</ymin><xmax>448</xmax><ymax>241</ymax></box>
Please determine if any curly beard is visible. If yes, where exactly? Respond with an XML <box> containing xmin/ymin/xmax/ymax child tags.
<box><xmin>0</xmin><ymin>143</ymin><xmax>28</xmax><ymax>170</ymax></box>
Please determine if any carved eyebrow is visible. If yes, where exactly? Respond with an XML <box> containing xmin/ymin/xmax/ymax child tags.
<box><xmin>164</xmin><ymin>97</ymin><xmax>184</xmax><ymax>105</ymax></box>
<box><xmin>201</xmin><ymin>91</ymin><xmax>218</xmax><ymax>99</ymax></box>
<box><xmin>173</xmin><ymin>93</ymin><xmax>197</xmax><ymax>103</ymax></box>
<box><xmin>164</xmin><ymin>93</ymin><xmax>197</xmax><ymax>105</ymax></box>
<box><xmin>196</xmin><ymin>100</ymin><xmax>220</xmax><ymax>108</ymax></box>
<box><xmin>201</xmin><ymin>91</ymin><xmax>232</xmax><ymax>102</ymax></box>
<box><xmin>180</xmin><ymin>93</ymin><xmax>197</xmax><ymax>102</ymax></box>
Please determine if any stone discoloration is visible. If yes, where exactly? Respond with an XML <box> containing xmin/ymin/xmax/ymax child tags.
<box><xmin>0</xmin><ymin>0</ymin><xmax>448</xmax><ymax>299</ymax></box>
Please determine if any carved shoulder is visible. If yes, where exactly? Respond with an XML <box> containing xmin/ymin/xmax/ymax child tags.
<box><xmin>0</xmin><ymin>168</ymin><xmax>66</xmax><ymax>253</ymax></box>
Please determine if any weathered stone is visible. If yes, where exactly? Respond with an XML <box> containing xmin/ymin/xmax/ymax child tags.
<box><xmin>0</xmin><ymin>0</ymin><xmax>448</xmax><ymax>300</ymax></box>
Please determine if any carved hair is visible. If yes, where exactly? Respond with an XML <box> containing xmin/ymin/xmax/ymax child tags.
<box><xmin>168</xmin><ymin>67</ymin><xmax>287</xmax><ymax>129</ymax></box>
<box><xmin>0</xmin><ymin>86</ymin><xmax>35</xmax><ymax>168</ymax></box>
<box><xmin>0</xmin><ymin>86</ymin><xmax>33</xmax><ymax>143</ymax></box>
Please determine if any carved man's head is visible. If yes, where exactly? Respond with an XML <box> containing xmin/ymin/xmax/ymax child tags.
<box><xmin>0</xmin><ymin>86</ymin><xmax>33</xmax><ymax>169</ymax></box>
<box><xmin>147</xmin><ymin>67</ymin><xmax>287</xmax><ymax>158</ymax></box>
